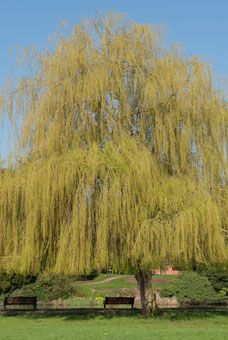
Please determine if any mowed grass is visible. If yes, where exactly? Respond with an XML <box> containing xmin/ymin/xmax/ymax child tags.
<box><xmin>74</xmin><ymin>274</ymin><xmax>134</xmax><ymax>285</ymax></box>
<box><xmin>0</xmin><ymin>312</ymin><xmax>227</xmax><ymax>340</ymax></box>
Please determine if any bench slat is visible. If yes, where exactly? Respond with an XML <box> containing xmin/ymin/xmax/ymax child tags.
<box><xmin>4</xmin><ymin>296</ymin><xmax>37</xmax><ymax>310</ymax></box>
<box><xmin>104</xmin><ymin>296</ymin><xmax>135</xmax><ymax>309</ymax></box>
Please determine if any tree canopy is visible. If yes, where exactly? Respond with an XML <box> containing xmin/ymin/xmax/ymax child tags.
<box><xmin>0</xmin><ymin>138</ymin><xmax>226</xmax><ymax>274</ymax></box>
<box><xmin>0</xmin><ymin>12</ymin><xmax>227</xmax><ymax>276</ymax></box>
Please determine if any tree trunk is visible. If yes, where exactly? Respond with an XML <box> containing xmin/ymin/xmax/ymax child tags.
<box><xmin>135</xmin><ymin>270</ymin><xmax>159</xmax><ymax>316</ymax></box>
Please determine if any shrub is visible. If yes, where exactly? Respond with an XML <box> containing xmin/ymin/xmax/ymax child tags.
<box><xmin>220</xmin><ymin>287</ymin><xmax>228</xmax><ymax>297</ymax></box>
<box><xmin>0</xmin><ymin>272</ymin><xmax>36</xmax><ymax>294</ymax></box>
<box><xmin>160</xmin><ymin>271</ymin><xmax>220</xmax><ymax>304</ymax></box>
<box><xmin>76</xmin><ymin>270</ymin><xmax>99</xmax><ymax>281</ymax></box>
<box><xmin>196</xmin><ymin>266</ymin><xmax>228</xmax><ymax>293</ymax></box>
<box><xmin>10</xmin><ymin>274</ymin><xmax>81</xmax><ymax>301</ymax></box>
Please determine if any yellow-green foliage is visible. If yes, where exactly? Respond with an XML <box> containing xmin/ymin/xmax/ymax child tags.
<box><xmin>0</xmin><ymin>137</ymin><xmax>226</xmax><ymax>274</ymax></box>
<box><xmin>0</xmin><ymin>12</ymin><xmax>227</xmax><ymax>274</ymax></box>
<box><xmin>1</xmin><ymin>12</ymin><xmax>227</xmax><ymax>187</ymax></box>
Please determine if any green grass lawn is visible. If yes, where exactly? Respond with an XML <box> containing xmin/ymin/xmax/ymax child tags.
<box><xmin>0</xmin><ymin>312</ymin><xmax>227</xmax><ymax>340</ymax></box>
<box><xmin>74</xmin><ymin>274</ymin><xmax>133</xmax><ymax>284</ymax></box>
<box><xmin>86</xmin><ymin>277</ymin><xmax>137</xmax><ymax>289</ymax></box>
<box><xmin>74</xmin><ymin>274</ymin><xmax>114</xmax><ymax>284</ymax></box>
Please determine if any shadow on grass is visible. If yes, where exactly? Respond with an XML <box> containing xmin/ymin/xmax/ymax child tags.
<box><xmin>1</xmin><ymin>311</ymin><xmax>139</xmax><ymax>321</ymax></box>
<box><xmin>1</xmin><ymin>311</ymin><xmax>227</xmax><ymax>322</ymax></box>
<box><xmin>162</xmin><ymin>311</ymin><xmax>228</xmax><ymax>321</ymax></box>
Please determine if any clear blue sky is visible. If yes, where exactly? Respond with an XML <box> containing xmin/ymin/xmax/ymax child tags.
<box><xmin>0</xmin><ymin>0</ymin><xmax>228</xmax><ymax>159</ymax></box>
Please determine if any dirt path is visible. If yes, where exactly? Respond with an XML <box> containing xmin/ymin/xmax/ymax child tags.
<box><xmin>75</xmin><ymin>276</ymin><xmax>122</xmax><ymax>286</ymax></box>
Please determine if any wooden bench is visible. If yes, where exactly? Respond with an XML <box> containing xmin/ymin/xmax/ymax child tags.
<box><xmin>103</xmin><ymin>297</ymin><xmax>135</xmax><ymax>309</ymax></box>
<box><xmin>4</xmin><ymin>297</ymin><xmax>37</xmax><ymax>310</ymax></box>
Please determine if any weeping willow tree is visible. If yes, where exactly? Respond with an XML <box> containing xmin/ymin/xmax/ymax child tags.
<box><xmin>0</xmin><ymin>12</ymin><xmax>227</xmax><ymax>314</ymax></box>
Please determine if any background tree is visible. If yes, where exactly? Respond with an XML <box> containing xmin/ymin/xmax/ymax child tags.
<box><xmin>0</xmin><ymin>12</ymin><xmax>227</xmax><ymax>315</ymax></box>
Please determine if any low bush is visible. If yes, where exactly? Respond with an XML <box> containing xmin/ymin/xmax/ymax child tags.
<box><xmin>76</xmin><ymin>270</ymin><xmax>99</xmax><ymax>281</ymax></box>
<box><xmin>11</xmin><ymin>274</ymin><xmax>82</xmax><ymax>301</ymax></box>
<box><xmin>196</xmin><ymin>265</ymin><xmax>228</xmax><ymax>294</ymax></box>
<box><xmin>0</xmin><ymin>272</ymin><xmax>36</xmax><ymax>295</ymax></box>
<box><xmin>160</xmin><ymin>271</ymin><xmax>222</xmax><ymax>304</ymax></box>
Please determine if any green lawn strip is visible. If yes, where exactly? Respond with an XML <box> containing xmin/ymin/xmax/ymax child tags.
<box><xmin>0</xmin><ymin>312</ymin><xmax>227</xmax><ymax>340</ymax></box>
<box><xmin>89</xmin><ymin>277</ymin><xmax>137</xmax><ymax>289</ymax></box>
<box><xmin>74</xmin><ymin>274</ymin><xmax>130</xmax><ymax>284</ymax></box>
